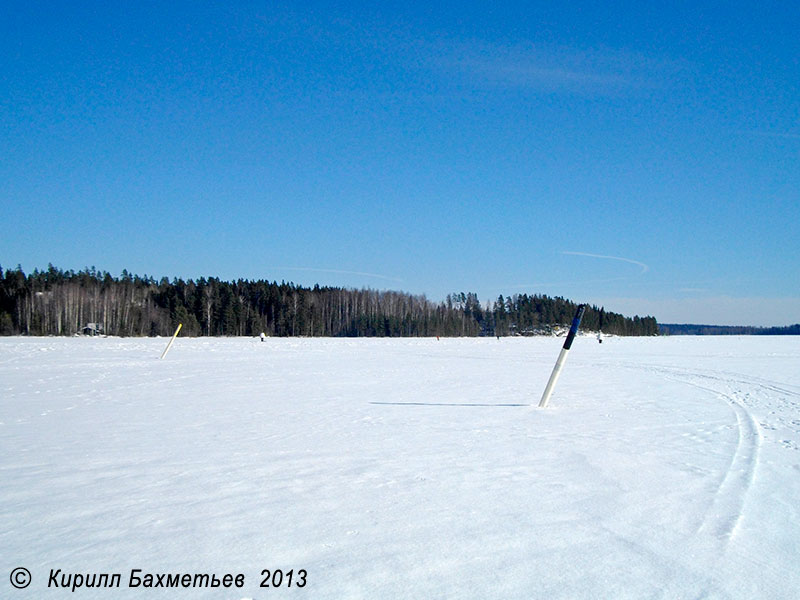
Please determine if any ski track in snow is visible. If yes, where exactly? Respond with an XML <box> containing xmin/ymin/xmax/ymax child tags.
<box><xmin>596</xmin><ymin>349</ymin><xmax>800</xmax><ymax>599</ymax></box>
<box><xmin>652</xmin><ymin>369</ymin><xmax>761</xmax><ymax>546</ymax></box>
<box><xmin>615</xmin><ymin>359</ymin><xmax>799</xmax><ymax>552</ymax></box>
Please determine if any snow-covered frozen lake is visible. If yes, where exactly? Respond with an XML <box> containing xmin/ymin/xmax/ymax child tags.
<box><xmin>2</xmin><ymin>335</ymin><xmax>799</xmax><ymax>599</ymax></box>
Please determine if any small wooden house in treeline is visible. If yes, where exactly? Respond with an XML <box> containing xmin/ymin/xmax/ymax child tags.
<box><xmin>81</xmin><ymin>323</ymin><xmax>103</xmax><ymax>336</ymax></box>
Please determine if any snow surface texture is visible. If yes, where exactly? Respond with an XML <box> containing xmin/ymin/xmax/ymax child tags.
<box><xmin>2</xmin><ymin>336</ymin><xmax>799</xmax><ymax>599</ymax></box>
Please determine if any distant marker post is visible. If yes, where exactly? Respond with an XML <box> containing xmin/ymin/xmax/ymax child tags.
<box><xmin>160</xmin><ymin>323</ymin><xmax>183</xmax><ymax>360</ymax></box>
<box><xmin>538</xmin><ymin>305</ymin><xmax>586</xmax><ymax>408</ymax></box>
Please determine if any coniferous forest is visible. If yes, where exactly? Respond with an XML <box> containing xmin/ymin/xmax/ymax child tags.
<box><xmin>658</xmin><ymin>323</ymin><xmax>800</xmax><ymax>335</ymax></box>
<box><xmin>0</xmin><ymin>265</ymin><xmax>658</xmax><ymax>337</ymax></box>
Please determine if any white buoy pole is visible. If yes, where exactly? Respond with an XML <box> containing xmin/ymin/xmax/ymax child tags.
<box><xmin>539</xmin><ymin>304</ymin><xmax>586</xmax><ymax>408</ymax></box>
<box><xmin>160</xmin><ymin>323</ymin><xmax>183</xmax><ymax>360</ymax></box>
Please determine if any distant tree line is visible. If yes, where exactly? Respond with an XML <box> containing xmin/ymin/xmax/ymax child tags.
<box><xmin>0</xmin><ymin>264</ymin><xmax>658</xmax><ymax>337</ymax></box>
<box><xmin>659</xmin><ymin>323</ymin><xmax>800</xmax><ymax>335</ymax></box>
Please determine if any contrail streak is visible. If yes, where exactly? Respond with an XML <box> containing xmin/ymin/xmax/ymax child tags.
<box><xmin>562</xmin><ymin>251</ymin><xmax>649</xmax><ymax>273</ymax></box>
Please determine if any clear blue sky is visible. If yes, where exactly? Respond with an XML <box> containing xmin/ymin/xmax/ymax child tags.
<box><xmin>2</xmin><ymin>1</ymin><xmax>798</xmax><ymax>326</ymax></box>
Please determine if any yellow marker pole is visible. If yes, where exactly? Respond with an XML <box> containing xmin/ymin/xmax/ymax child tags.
<box><xmin>160</xmin><ymin>323</ymin><xmax>183</xmax><ymax>359</ymax></box>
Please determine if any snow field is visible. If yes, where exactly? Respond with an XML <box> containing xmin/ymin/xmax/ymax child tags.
<box><xmin>1</xmin><ymin>335</ymin><xmax>799</xmax><ymax>599</ymax></box>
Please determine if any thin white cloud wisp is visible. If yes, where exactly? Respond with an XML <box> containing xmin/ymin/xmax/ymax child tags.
<box><xmin>562</xmin><ymin>251</ymin><xmax>650</xmax><ymax>274</ymax></box>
